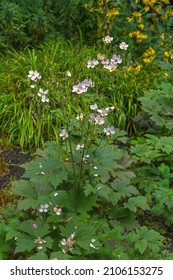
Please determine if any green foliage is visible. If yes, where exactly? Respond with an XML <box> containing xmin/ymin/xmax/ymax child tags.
<box><xmin>139</xmin><ymin>82</ymin><xmax>173</xmax><ymax>131</ymax></box>
<box><xmin>1</xmin><ymin>0</ymin><xmax>173</xmax><ymax>260</ymax></box>
<box><xmin>126</xmin><ymin>226</ymin><xmax>165</xmax><ymax>256</ymax></box>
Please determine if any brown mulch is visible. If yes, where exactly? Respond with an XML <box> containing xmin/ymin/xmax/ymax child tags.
<box><xmin>0</xmin><ymin>144</ymin><xmax>31</xmax><ymax>189</ymax></box>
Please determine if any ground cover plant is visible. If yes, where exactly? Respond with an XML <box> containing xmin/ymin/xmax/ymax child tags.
<box><xmin>0</xmin><ymin>0</ymin><xmax>173</xmax><ymax>260</ymax></box>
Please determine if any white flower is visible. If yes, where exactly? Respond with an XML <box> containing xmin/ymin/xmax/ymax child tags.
<box><xmin>111</xmin><ymin>54</ymin><xmax>122</xmax><ymax>64</ymax></box>
<box><xmin>170</xmin><ymin>54</ymin><xmax>173</xmax><ymax>59</ymax></box>
<box><xmin>72</xmin><ymin>84</ymin><xmax>87</xmax><ymax>94</ymax></box>
<box><xmin>54</xmin><ymin>192</ymin><xmax>59</xmax><ymax>197</ymax></box>
<box><xmin>39</xmin><ymin>204</ymin><xmax>49</xmax><ymax>213</ymax></box>
<box><xmin>87</xmin><ymin>59</ymin><xmax>99</xmax><ymax>68</ymax></box>
<box><xmin>53</xmin><ymin>205</ymin><xmax>62</xmax><ymax>215</ymax></box>
<box><xmin>107</xmin><ymin>62</ymin><xmax>117</xmax><ymax>72</ymax></box>
<box><xmin>37</xmin><ymin>88</ymin><xmax>49</xmax><ymax>103</ymax></box>
<box><xmin>119</xmin><ymin>42</ymin><xmax>129</xmax><ymax>50</ymax></box>
<box><xmin>59</xmin><ymin>129</ymin><xmax>69</xmax><ymax>140</ymax></box>
<box><xmin>34</xmin><ymin>237</ymin><xmax>46</xmax><ymax>244</ymax></box>
<box><xmin>110</xmin><ymin>106</ymin><xmax>115</xmax><ymax>110</ymax></box>
<box><xmin>102</xmin><ymin>35</ymin><xmax>113</xmax><ymax>44</ymax></box>
<box><xmin>95</xmin><ymin>115</ymin><xmax>105</xmax><ymax>125</ymax></box>
<box><xmin>28</xmin><ymin>70</ymin><xmax>42</xmax><ymax>81</ymax></box>
<box><xmin>97</xmin><ymin>108</ymin><xmax>109</xmax><ymax>116</ymax></box>
<box><xmin>103</xmin><ymin>125</ymin><xmax>116</xmax><ymax>135</ymax></box>
<box><xmin>90</xmin><ymin>104</ymin><xmax>98</xmax><ymax>110</ymax></box>
<box><xmin>76</xmin><ymin>113</ymin><xmax>85</xmax><ymax>121</ymax></box>
<box><xmin>61</xmin><ymin>233</ymin><xmax>75</xmax><ymax>247</ymax></box>
<box><xmin>97</xmin><ymin>53</ymin><xmax>106</xmax><ymax>61</ymax></box>
<box><xmin>30</xmin><ymin>84</ymin><xmax>36</xmax><ymax>88</ymax></box>
<box><xmin>41</xmin><ymin>95</ymin><xmax>49</xmax><ymax>103</ymax></box>
<box><xmin>83</xmin><ymin>154</ymin><xmax>90</xmax><ymax>163</ymax></box>
<box><xmin>76</xmin><ymin>144</ymin><xmax>84</xmax><ymax>150</ymax></box>
<box><xmin>66</xmin><ymin>70</ymin><xmax>72</xmax><ymax>77</ymax></box>
<box><xmin>101</xmin><ymin>59</ymin><xmax>110</xmax><ymax>65</ymax></box>
<box><xmin>89</xmin><ymin>113</ymin><xmax>96</xmax><ymax>123</ymax></box>
<box><xmin>81</xmin><ymin>79</ymin><xmax>95</xmax><ymax>88</ymax></box>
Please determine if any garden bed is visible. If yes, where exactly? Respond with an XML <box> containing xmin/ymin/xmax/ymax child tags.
<box><xmin>0</xmin><ymin>144</ymin><xmax>31</xmax><ymax>189</ymax></box>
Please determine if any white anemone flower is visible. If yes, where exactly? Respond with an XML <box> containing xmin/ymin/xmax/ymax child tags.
<box><xmin>119</xmin><ymin>42</ymin><xmax>129</xmax><ymax>50</ymax></box>
<box><xmin>59</xmin><ymin>129</ymin><xmax>69</xmax><ymax>140</ymax></box>
<box><xmin>90</xmin><ymin>104</ymin><xmax>98</xmax><ymax>110</ymax></box>
<box><xmin>95</xmin><ymin>115</ymin><xmax>105</xmax><ymax>125</ymax></box>
<box><xmin>87</xmin><ymin>59</ymin><xmax>99</xmax><ymax>68</ymax></box>
<box><xmin>102</xmin><ymin>35</ymin><xmax>113</xmax><ymax>44</ymax></box>
<box><xmin>28</xmin><ymin>70</ymin><xmax>41</xmax><ymax>81</ymax></box>
<box><xmin>39</xmin><ymin>204</ymin><xmax>49</xmax><ymax>213</ymax></box>
<box><xmin>103</xmin><ymin>126</ymin><xmax>116</xmax><ymax>135</ymax></box>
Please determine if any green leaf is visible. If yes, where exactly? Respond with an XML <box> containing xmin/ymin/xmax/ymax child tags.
<box><xmin>15</xmin><ymin>234</ymin><xmax>36</xmax><ymax>253</ymax></box>
<box><xmin>50</xmin><ymin>251</ymin><xmax>72</xmax><ymax>260</ymax></box>
<box><xmin>6</xmin><ymin>228</ymin><xmax>19</xmax><ymax>241</ymax></box>
<box><xmin>22</xmin><ymin>157</ymin><xmax>68</xmax><ymax>188</ymax></box>
<box><xmin>13</xmin><ymin>180</ymin><xmax>37</xmax><ymax>199</ymax></box>
<box><xmin>135</xmin><ymin>239</ymin><xmax>148</xmax><ymax>254</ymax></box>
<box><xmin>111</xmin><ymin>178</ymin><xmax>138</xmax><ymax>198</ymax></box>
<box><xmin>124</xmin><ymin>196</ymin><xmax>150</xmax><ymax>212</ymax></box>
<box><xmin>27</xmin><ymin>252</ymin><xmax>48</xmax><ymax>260</ymax></box>
<box><xmin>17</xmin><ymin>198</ymin><xmax>39</xmax><ymax>210</ymax></box>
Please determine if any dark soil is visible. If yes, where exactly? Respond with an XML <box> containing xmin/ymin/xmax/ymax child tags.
<box><xmin>0</xmin><ymin>144</ymin><xmax>31</xmax><ymax>188</ymax></box>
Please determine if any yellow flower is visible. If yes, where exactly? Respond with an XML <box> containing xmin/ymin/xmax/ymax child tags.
<box><xmin>138</xmin><ymin>24</ymin><xmax>144</xmax><ymax>29</ymax></box>
<box><xmin>164</xmin><ymin>51</ymin><xmax>172</xmax><ymax>57</ymax></box>
<box><xmin>106</xmin><ymin>8</ymin><xmax>119</xmax><ymax>18</ymax></box>
<box><xmin>133</xmin><ymin>11</ymin><xmax>142</xmax><ymax>17</ymax></box>
<box><xmin>160</xmin><ymin>0</ymin><xmax>170</xmax><ymax>4</ymax></box>
<box><xmin>135</xmin><ymin>64</ymin><xmax>143</xmax><ymax>73</ymax></box>
<box><xmin>163</xmin><ymin>73</ymin><xmax>169</xmax><ymax>76</ymax></box>
<box><xmin>143</xmin><ymin>47</ymin><xmax>155</xmax><ymax>57</ymax></box>
<box><xmin>128</xmin><ymin>66</ymin><xmax>134</xmax><ymax>71</ymax></box>
<box><xmin>143</xmin><ymin>0</ymin><xmax>156</xmax><ymax>6</ymax></box>
<box><xmin>127</xmin><ymin>17</ymin><xmax>133</xmax><ymax>22</ymax></box>
<box><xmin>155</xmin><ymin>5</ymin><xmax>162</xmax><ymax>13</ymax></box>
<box><xmin>143</xmin><ymin>57</ymin><xmax>152</xmax><ymax>63</ymax></box>
<box><xmin>143</xmin><ymin>6</ymin><xmax>150</xmax><ymax>12</ymax></box>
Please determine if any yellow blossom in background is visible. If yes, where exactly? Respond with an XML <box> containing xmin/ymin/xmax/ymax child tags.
<box><xmin>160</xmin><ymin>0</ymin><xmax>170</xmax><ymax>4</ymax></box>
<box><xmin>128</xmin><ymin>64</ymin><xmax>143</xmax><ymax>74</ymax></box>
<box><xmin>128</xmin><ymin>66</ymin><xmax>133</xmax><ymax>72</ymax></box>
<box><xmin>133</xmin><ymin>11</ymin><xmax>142</xmax><ymax>18</ymax></box>
<box><xmin>161</xmin><ymin>11</ymin><xmax>170</xmax><ymax>20</ymax></box>
<box><xmin>143</xmin><ymin>6</ymin><xmax>150</xmax><ymax>12</ymax></box>
<box><xmin>155</xmin><ymin>5</ymin><xmax>162</xmax><ymax>13</ymax></box>
<box><xmin>129</xmin><ymin>30</ymin><xmax>147</xmax><ymax>43</ymax></box>
<box><xmin>143</xmin><ymin>47</ymin><xmax>155</xmax><ymax>63</ymax></box>
<box><xmin>106</xmin><ymin>8</ymin><xmax>119</xmax><ymax>18</ymax></box>
<box><xmin>143</xmin><ymin>57</ymin><xmax>153</xmax><ymax>63</ymax></box>
<box><xmin>163</xmin><ymin>73</ymin><xmax>169</xmax><ymax>76</ymax></box>
<box><xmin>127</xmin><ymin>17</ymin><xmax>133</xmax><ymax>22</ymax></box>
<box><xmin>138</xmin><ymin>23</ymin><xmax>144</xmax><ymax>29</ymax></box>
<box><xmin>143</xmin><ymin>0</ymin><xmax>156</xmax><ymax>6</ymax></box>
<box><xmin>164</xmin><ymin>51</ymin><xmax>173</xmax><ymax>61</ymax></box>
<box><xmin>143</xmin><ymin>47</ymin><xmax>155</xmax><ymax>57</ymax></box>
<box><xmin>135</xmin><ymin>64</ymin><xmax>143</xmax><ymax>73</ymax></box>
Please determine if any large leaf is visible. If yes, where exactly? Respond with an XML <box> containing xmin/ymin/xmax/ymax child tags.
<box><xmin>124</xmin><ymin>196</ymin><xmax>150</xmax><ymax>212</ymax></box>
<box><xmin>13</xmin><ymin>180</ymin><xmax>37</xmax><ymax>199</ymax></box>
<box><xmin>22</xmin><ymin>157</ymin><xmax>68</xmax><ymax>188</ymax></box>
